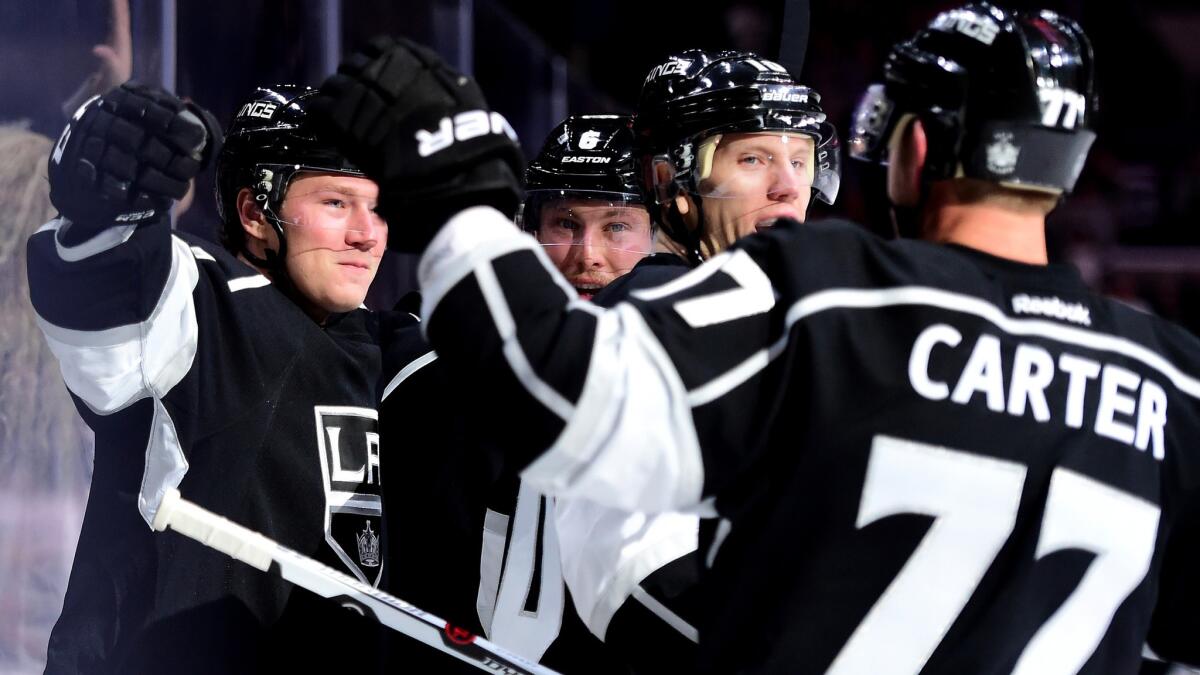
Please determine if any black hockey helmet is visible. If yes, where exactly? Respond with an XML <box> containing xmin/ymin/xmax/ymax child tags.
<box><xmin>520</xmin><ymin>114</ymin><xmax>654</xmax><ymax>258</ymax></box>
<box><xmin>633</xmin><ymin>49</ymin><xmax>840</xmax><ymax>260</ymax></box>
<box><xmin>519</xmin><ymin>114</ymin><xmax>644</xmax><ymax>229</ymax></box>
<box><xmin>524</xmin><ymin>114</ymin><xmax>639</xmax><ymax>197</ymax></box>
<box><xmin>215</xmin><ymin>84</ymin><xmax>365</xmax><ymax>264</ymax></box>
<box><xmin>848</xmin><ymin>3</ymin><xmax>1097</xmax><ymax>194</ymax></box>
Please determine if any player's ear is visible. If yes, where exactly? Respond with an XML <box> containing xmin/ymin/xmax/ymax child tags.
<box><xmin>887</xmin><ymin>114</ymin><xmax>927</xmax><ymax>207</ymax></box>
<box><xmin>237</xmin><ymin>188</ymin><xmax>272</xmax><ymax>244</ymax></box>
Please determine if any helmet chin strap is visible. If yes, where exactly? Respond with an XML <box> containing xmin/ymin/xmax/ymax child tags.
<box><xmin>660</xmin><ymin>193</ymin><xmax>706</xmax><ymax>267</ymax></box>
<box><xmin>241</xmin><ymin>193</ymin><xmax>290</xmax><ymax>267</ymax></box>
<box><xmin>239</xmin><ymin>193</ymin><xmax>313</xmax><ymax>315</ymax></box>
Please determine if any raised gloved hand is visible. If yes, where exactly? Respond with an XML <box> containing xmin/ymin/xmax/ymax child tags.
<box><xmin>313</xmin><ymin>36</ymin><xmax>524</xmax><ymax>252</ymax></box>
<box><xmin>48</xmin><ymin>81</ymin><xmax>221</xmax><ymax>229</ymax></box>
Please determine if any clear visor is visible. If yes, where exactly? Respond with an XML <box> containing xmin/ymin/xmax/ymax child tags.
<box><xmin>525</xmin><ymin>190</ymin><xmax>655</xmax><ymax>256</ymax></box>
<box><xmin>267</xmin><ymin>166</ymin><xmax>384</xmax><ymax>235</ymax></box>
<box><xmin>691</xmin><ymin>131</ymin><xmax>839</xmax><ymax>208</ymax></box>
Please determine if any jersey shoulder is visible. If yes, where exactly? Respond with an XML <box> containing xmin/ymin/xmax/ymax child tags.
<box><xmin>175</xmin><ymin>230</ymin><xmax>268</xmax><ymax>286</ymax></box>
<box><xmin>593</xmin><ymin>254</ymin><xmax>691</xmax><ymax>308</ymax></box>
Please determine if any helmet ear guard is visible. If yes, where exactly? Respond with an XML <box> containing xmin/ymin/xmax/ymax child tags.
<box><xmin>646</xmin><ymin>154</ymin><xmax>679</xmax><ymax>207</ymax></box>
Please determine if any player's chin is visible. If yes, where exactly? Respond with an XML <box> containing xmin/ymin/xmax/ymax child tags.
<box><xmin>324</xmin><ymin>285</ymin><xmax>372</xmax><ymax>313</ymax></box>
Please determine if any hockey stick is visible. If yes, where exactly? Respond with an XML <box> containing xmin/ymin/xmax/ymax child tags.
<box><xmin>151</xmin><ymin>488</ymin><xmax>559</xmax><ymax>675</ymax></box>
<box><xmin>776</xmin><ymin>0</ymin><xmax>811</xmax><ymax>77</ymax></box>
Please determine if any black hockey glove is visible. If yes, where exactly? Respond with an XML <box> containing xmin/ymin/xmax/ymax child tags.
<box><xmin>48</xmin><ymin>81</ymin><xmax>221</xmax><ymax>230</ymax></box>
<box><xmin>313</xmin><ymin>36</ymin><xmax>524</xmax><ymax>252</ymax></box>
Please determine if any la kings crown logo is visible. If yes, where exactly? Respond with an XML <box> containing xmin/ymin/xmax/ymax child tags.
<box><xmin>314</xmin><ymin>406</ymin><xmax>383</xmax><ymax>586</ymax></box>
<box><xmin>357</xmin><ymin>522</ymin><xmax>380</xmax><ymax>567</ymax></box>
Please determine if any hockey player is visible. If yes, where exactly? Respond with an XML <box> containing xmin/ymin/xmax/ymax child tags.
<box><xmin>317</xmin><ymin>5</ymin><xmax>1200</xmax><ymax>673</ymax></box>
<box><xmin>596</xmin><ymin>48</ymin><xmax>839</xmax><ymax>303</ymax></box>
<box><xmin>632</xmin><ymin>48</ymin><xmax>839</xmax><ymax>263</ymax></box>
<box><xmin>558</xmin><ymin>50</ymin><xmax>841</xmax><ymax>672</ymax></box>
<box><xmin>520</xmin><ymin>114</ymin><xmax>655</xmax><ymax>299</ymax></box>
<box><xmin>378</xmin><ymin>114</ymin><xmax>647</xmax><ymax>674</ymax></box>
<box><xmin>30</xmin><ymin>83</ymin><xmax>390</xmax><ymax>672</ymax></box>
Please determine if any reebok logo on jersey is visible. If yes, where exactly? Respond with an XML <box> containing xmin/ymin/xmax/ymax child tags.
<box><xmin>1012</xmin><ymin>294</ymin><xmax>1092</xmax><ymax>326</ymax></box>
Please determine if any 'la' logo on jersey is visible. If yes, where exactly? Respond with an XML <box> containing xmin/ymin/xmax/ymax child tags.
<box><xmin>314</xmin><ymin>406</ymin><xmax>383</xmax><ymax>586</ymax></box>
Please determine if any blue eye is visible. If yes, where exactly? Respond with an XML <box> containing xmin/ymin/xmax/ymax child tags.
<box><xmin>608</xmin><ymin>222</ymin><xmax>629</xmax><ymax>232</ymax></box>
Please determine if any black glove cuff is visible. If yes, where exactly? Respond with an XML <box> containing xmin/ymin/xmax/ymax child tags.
<box><xmin>55</xmin><ymin>211</ymin><xmax>169</xmax><ymax>247</ymax></box>
<box><xmin>379</xmin><ymin>157</ymin><xmax>522</xmax><ymax>253</ymax></box>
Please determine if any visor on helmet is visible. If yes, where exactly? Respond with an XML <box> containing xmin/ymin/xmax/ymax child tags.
<box><xmin>689</xmin><ymin>131</ymin><xmax>840</xmax><ymax>210</ymax></box>
<box><xmin>251</xmin><ymin>164</ymin><xmax>382</xmax><ymax>234</ymax></box>
<box><xmin>523</xmin><ymin>189</ymin><xmax>654</xmax><ymax>257</ymax></box>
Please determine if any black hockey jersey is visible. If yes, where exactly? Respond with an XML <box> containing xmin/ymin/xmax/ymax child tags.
<box><xmin>28</xmin><ymin>216</ymin><xmax>387</xmax><ymax>673</ymax></box>
<box><xmin>416</xmin><ymin>206</ymin><xmax>1200</xmax><ymax>674</ymax></box>
<box><xmin>377</xmin><ymin>302</ymin><xmax>631</xmax><ymax>674</ymax></box>
<box><xmin>562</xmin><ymin>251</ymin><xmax>706</xmax><ymax>672</ymax></box>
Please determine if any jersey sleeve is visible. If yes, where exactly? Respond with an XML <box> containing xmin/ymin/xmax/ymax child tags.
<box><xmin>27</xmin><ymin>216</ymin><xmax>200</xmax><ymax>413</ymax></box>
<box><xmin>27</xmin><ymin>215</ymin><xmax>202</xmax><ymax>524</ymax></box>
<box><xmin>418</xmin><ymin>206</ymin><xmax>792</xmax><ymax>514</ymax></box>
<box><xmin>554</xmin><ymin>497</ymin><xmax>700</xmax><ymax>641</ymax></box>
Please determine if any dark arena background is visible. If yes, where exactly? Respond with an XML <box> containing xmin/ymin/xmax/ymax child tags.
<box><xmin>0</xmin><ymin>0</ymin><xmax>1197</xmax><ymax>672</ymax></box>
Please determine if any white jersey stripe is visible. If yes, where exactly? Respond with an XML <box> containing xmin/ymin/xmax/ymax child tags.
<box><xmin>782</xmin><ymin>286</ymin><xmax>1200</xmax><ymax>400</ymax></box>
<box><xmin>190</xmin><ymin>246</ymin><xmax>216</xmax><ymax>262</ymax></box>
<box><xmin>36</xmin><ymin>235</ymin><xmax>201</xmax><ymax>414</ymax></box>
<box><xmin>630</xmin><ymin>586</ymin><xmax>699</xmax><ymax>643</ymax></box>
<box><xmin>52</xmin><ymin>218</ymin><xmax>138</xmax><ymax>262</ymax></box>
<box><xmin>475</xmin><ymin>260</ymin><xmax>576</xmax><ymax>421</ymax></box>
<box><xmin>228</xmin><ymin>275</ymin><xmax>270</xmax><ymax>293</ymax></box>
<box><xmin>419</xmin><ymin>206</ymin><xmax>537</xmax><ymax>324</ymax></box>
<box><xmin>137</xmin><ymin>398</ymin><xmax>190</xmax><ymax>527</ymax></box>
<box><xmin>630</xmin><ymin>250</ymin><xmax>731</xmax><ymax>302</ymax></box>
<box><xmin>687</xmin><ymin>284</ymin><xmax>1200</xmax><ymax>411</ymax></box>
<box><xmin>523</xmin><ymin>304</ymin><xmax>704</xmax><ymax>514</ymax></box>
<box><xmin>381</xmin><ymin>350</ymin><xmax>439</xmax><ymax>402</ymax></box>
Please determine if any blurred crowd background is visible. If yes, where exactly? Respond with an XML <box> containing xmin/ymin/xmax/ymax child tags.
<box><xmin>0</xmin><ymin>0</ymin><xmax>1197</xmax><ymax>672</ymax></box>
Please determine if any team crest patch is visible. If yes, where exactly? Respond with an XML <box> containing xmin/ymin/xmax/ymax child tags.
<box><xmin>357</xmin><ymin>521</ymin><xmax>381</xmax><ymax>567</ymax></box>
<box><xmin>986</xmin><ymin>131</ymin><xmax>1020</xmax><ymax>176</ymax></box>
<box><xmin>314</xmin><ymin>406</ymin><xmax>383</xmax><ymax>586</ymax></box>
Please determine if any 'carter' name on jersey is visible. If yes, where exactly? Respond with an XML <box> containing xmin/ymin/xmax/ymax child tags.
<box><xmin>908</xmin><ymin>323</ymin><xmax>1167</xmax><ymax>460</ymax></box>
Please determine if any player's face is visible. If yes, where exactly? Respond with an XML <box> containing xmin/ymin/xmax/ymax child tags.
<box><xmin>277</xmin><ymin>172</ymin><xmax>387</xmax><ymax>319</ymax></box>
<box><xmin>535</xmin><ymin>198</ymin><xmax>653</xmax><ymax>301</ymax></box>
<box><xmin>695</xmin><ymin>132</ymin><xmax>814</xmax><ymax>252</ymax></box>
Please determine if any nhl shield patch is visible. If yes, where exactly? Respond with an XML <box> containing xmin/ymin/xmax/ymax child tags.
<box><xmin>314</xmin><ymin>406</ymin><xmax>383</xmax><ymax>586</ymax></box>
